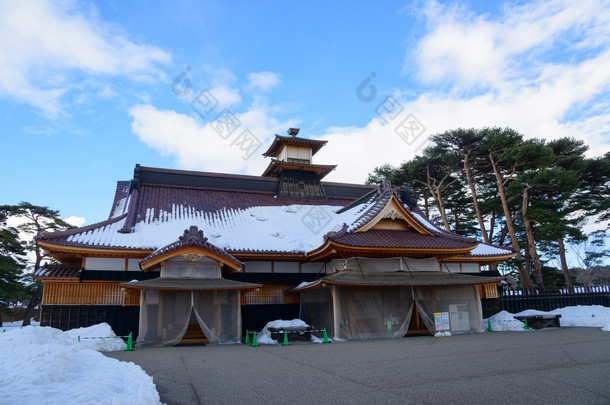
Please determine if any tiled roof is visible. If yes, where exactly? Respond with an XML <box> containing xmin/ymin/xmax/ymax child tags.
<box><xmin>135</xmin><ymin>165</ymin><xmax>374</xmax><ymax>199</ymax></box>
<box><xmin>33</xmin><ymin>264</ymin><xmax>82</xmax><ymax>280</ymax></box>
<box><xmin>121</xmin><ymin>278</ymin><xmax>261</xmax><ymax>291</ymax></box>
<box><xmin>347</xmin><ymin>189</ymin><xmax>394</xmax><ymax>232</ymax></box>
<box><xmin>141</xmin><ymin>226</ymin><xmax>242</xmax><ymax>268</ymax></box>
<box><xmin>261</xmin><ymin>159</ymin><xmax>337</xmax><ymax>179</ymax></box>
<box><xmin>35</xmin><ymin>165</ymin><xmax>506</xmax><ymax>260</ymax></box>
<box><xmin>464</xmin><ymin>242</ymin><xmax>515</xmax><ymax>257</ymax></box>
<box><xmin>108</xmin><ymin>181</ymin><xmax>131</xmax><ymax>220</ymax></box>
<box><xmin>328</xmin><ymin>229</ymin><xmax>477</xmax><ymax>250</ymax></box>
<box><xmin>36</xmin><ymin>213</ymin><xmax>139</xmax><ymax>250</ymax></box>
<box><xmin>262</xmin><ymin>134</ymin><xmax>328</xmax><ymax>157</ymax></box>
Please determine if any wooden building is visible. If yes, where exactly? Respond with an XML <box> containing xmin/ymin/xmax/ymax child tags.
<box><xmin>34</xmin><ymin>128</ymin><xmax>514</xmax><ymax>344</ymax></box>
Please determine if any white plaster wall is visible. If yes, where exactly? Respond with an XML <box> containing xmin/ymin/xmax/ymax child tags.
<box><xmin>461</xmin><ymin>263</ymin><xmax>480</xmax><ymax>273</ymax></box>
<box><xmin>442</xmin><ymin>263</ymin><xmax>461</xmax><ymax>273</ymax></box>
<box><xmin>127</xmin><ymin>259</ymin><xmax>141</xmax><ymax>271</ymax></box>
<box><xmin>274</xmin><ymin>262</ymin><xmax>299</xmax><ymax>273</ymax></box>
<box><xmin>244</xmin><ymin>262</ymin><xmax>272</xmax><ymax>273</ymax></box>
<box><xmin>84</xmin><ymin>257</ymin><xmax>124</xmax><ymax>271</ymax></box>
<box><xmin>301</xmin><ymin>262</ymin><xmax>325</xmax><ymax>274</ymax></box>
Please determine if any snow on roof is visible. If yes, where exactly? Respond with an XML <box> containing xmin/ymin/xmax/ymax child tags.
<box><xmin>469</xmin><ymin>243</ymin><xmax>514</xmax><ymax>256</ymax></box>
<box><xmin>65</xmin><ymin>201</ymin><xmax>375</xmax><ymax>253</ymax></box>
<box><xmin>409</xmin><ymin>209</ymin><xmax>450</xmax><ymax>235</ymax></box>
<box><xmin>110</xmin><ymin>196</ymin><xmax>129</xmax><ymax>219</ymax></box>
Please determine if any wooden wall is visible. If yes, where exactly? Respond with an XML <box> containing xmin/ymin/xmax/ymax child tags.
<box><xmin>42</xmin><ymin>282</ymin><xmax>129</xmax><ymax>305</ymax></box>
<box><xmin>479</xmin><ymin>283</ymin><xmax>499</xmax><ymax>299</ymax></box>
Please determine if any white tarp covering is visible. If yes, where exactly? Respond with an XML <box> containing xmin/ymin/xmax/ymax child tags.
<box><xmin>330</xmin><ymin>257</ymin><xmax>440</xmax><ymax>273</ymax></box>
<box><xmin>333</xmin><ymin>286</ymin><xmax>414</xmax><ymax>340</ymax></box>
<box><xmin>300</xmin><ymin>283</ymin><xmax>483</xmax><ymax>340</ymax></box>
<box><xmin>413</xmin><ymin>285</ymin><xmax>483</xmax><ymax>334</ymax></box>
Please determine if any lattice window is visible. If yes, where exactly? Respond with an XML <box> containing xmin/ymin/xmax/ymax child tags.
<box><xmin>241</xmin><ymin>283</ymin><xmax>300</xmax><ymax>305</ymax></box>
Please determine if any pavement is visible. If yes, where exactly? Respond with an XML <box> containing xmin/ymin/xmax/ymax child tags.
<box><xmin>106</xmin><ymin>327</ymin><xmax>610</xmax><ymax>405</ymax></box>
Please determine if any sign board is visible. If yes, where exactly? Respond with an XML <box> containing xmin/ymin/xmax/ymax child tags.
<box><xmin>434</xmin><ymin>312</ymin><xmax>451</xmax><ymax>331</ymax></box>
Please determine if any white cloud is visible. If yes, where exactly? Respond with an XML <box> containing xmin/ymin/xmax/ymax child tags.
<box><xmin>130</xmin><ymin>104</ymin><xmax>297</xmax><ymax>175</ymax></box>
<box><xmin>0</xmin><ymin>0</ymin><xmax>171</xmax><ymax>116</ymax></box>
<box><xmin>247</xmin><ymin>72</ymin><xmax>281</xmax><ymax>91</ymax></box>
<box><xmin>64</xmin><ymin>216</ymin><xmax>86</xmax><ymax>227</ymax></box>
<box><xmin>317</xmin><ymin>0</ymin><xmax>610</xmax><ymax>184</ymax></box>
<box><xmin>208</xmin><ymin>85</ymin><xmax>242</xmax><ymax>106</ymax></box>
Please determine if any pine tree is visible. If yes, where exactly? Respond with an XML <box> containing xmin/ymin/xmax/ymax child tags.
<box><xmin>432</xmin><ymin>129</ymin><xmax>491</xmax><ymax>241</ymax></box>
<box><xmin>0</xmin><ymin>203</ymin><xmax>74</xmax><ymax>325</ymax></box>
<box><xmin>0</xmin><ymin>211</ymin><xmax>27</xmax><ymax>326</ymax></box>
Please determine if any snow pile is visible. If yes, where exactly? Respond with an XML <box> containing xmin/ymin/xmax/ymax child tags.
<box><xmin>256</xmin><ymin>319</ymin><xmax>311</xmax><ymax>345</ymax></box>
<box><xmin>64</xmin><ymin>323</ymin><xmax>127</xmax><ymax>351</ymax></box>
<box><xmin>255</xmin><ymin>332</ymin><xmax>278</xmax><ymax>345</ymax></box>
<box><xmin>484</xmin><ymin>305</ymin><xmax>610</xmax><ymax>332</ymax></box>
<box><xmin>0</xmin><ymin>324</ymin><xmax>164</xmax><ymax>405</ymax></box>
<box><xmin>518</xmin><ymin>305</ymin><xmax>610</xmax><ymax>329</ymax></box>
<box><xmin>485</xmin><ymin>310</ymin><xmax>527</xmax><ymax>331</ymax></box>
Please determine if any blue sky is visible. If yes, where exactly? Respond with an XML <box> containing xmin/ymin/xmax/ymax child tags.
<box><xmin>1</xmin><ymin>0</ymin><xmax>609</xmax><ymax>232</ymax></box>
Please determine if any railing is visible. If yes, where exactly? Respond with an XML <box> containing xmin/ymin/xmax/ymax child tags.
<box><xmin>481</xmin><ymin>285</ymin><xmax>610</xmax><ymax>318</ymax></box>
<box><xmin>500</xmin><ymin>285</ymin><xmax>610</xmax><ymax>295</ymax></box>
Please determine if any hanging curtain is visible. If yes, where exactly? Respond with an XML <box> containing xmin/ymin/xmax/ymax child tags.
<box><xmin>334</xmin><ymin>286</ymin><xmax>413</xmax><ymax>340</ymax></box>
<box><xmin>192</xmin><ymin>290</ymin><xmax>240</xmax><ymax>343</ymax></box>
<box><xmin>137</xmin><ymin>289</ymin><xmax>241</xmax><ymax>346</ymax></box>
<box><xmin>300</xmin><ymin>287</ymin><xmax>334</xmax><ymax>336</ymax></box>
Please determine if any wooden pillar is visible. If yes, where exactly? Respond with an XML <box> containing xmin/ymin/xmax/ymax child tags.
<box><xmin>236</xmin><ymin>291</ymin><xmax>242</xmax><ymax>340</ymax></box>
<box><xmin>216</xmin><ymin>291</ymin><xmax>222</xmax><ymax>339</ymax></box>
<box><xmin>332</xmin><ymin>286</ymin><xmax>340</xmax><ymax>340</ymax></box>
<box><xmin>157</xmin><ymin>290</ymin><xmax>164</xmax><ymax>339</ymax></box>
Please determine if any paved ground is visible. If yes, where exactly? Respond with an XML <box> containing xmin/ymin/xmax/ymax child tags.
<box><xmin>107</xmin><ymin>328</ymin><xmax>610</xmax><ymax>405</ymax></box>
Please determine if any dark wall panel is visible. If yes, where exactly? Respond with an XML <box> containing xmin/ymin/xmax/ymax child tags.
<box><xmin>40</xmin><ymin>305</ymin><xmax>140</xmax><ymax>339</ymax></box>
<box><xmin>240</xmin><ymin>304</ymin><xmax>300</xmax><ymax>336</ymax></box>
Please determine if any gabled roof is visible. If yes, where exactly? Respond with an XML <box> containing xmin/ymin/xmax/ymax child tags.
<box><xmin>262</xmin><ymin>135</ymin><xmax>328</xmax><ymax>157</ymax></box>
<box><xmin>140</xmin><ymin>226</ymin><xmax>242</xmax><ymax>271</ymax></box>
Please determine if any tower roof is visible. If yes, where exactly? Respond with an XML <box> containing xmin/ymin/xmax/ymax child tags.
<box><xmin>261</xmin><ymin>134</ymin><xmax>328</xmax><ymax>158</ymax></box>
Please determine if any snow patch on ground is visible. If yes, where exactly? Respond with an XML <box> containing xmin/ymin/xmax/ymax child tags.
<box><xmin>1</xmin><ymin>319</ymin><xmax>40</xmax><ymax>333</ymax></box>
<box><xmin>0</xmin><ymin>323</ymin><xmax>163</xmax><ymax>405</ymax></box>
<box><xmin>255</xmin><ymin>332</ymin><xmax>278</xmax><ymax>345</ymax></box>
<box><xmin>484</xmin><ymin>306</ymin><xmax>610</xmax><ymax>332</ymax></box>
<box><xmin>310</xmin><ymin>334</ymin><xmax>331</xmax><ymax>343</ymax></box>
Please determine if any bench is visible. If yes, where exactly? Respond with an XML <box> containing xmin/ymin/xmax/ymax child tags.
<box><xmin>268</xmin><ymin>325</ymin><xmax>313</xmax><ymax>342</ymax></box>
<box><xmin>514</xmin><ymin>314</ymin><xmax>561</xmax><ymax>329</ymax></box>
